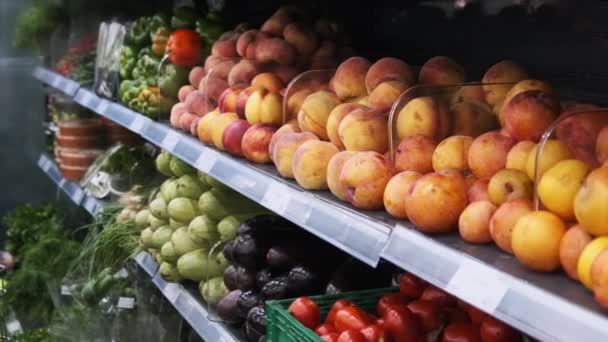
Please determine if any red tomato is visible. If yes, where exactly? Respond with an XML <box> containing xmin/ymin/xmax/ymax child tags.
<box><xmin>321</xmin><ymin>333</ymin><xmax>340</xmax><ymax>342</ymax></box>
<box><xmin>480</xmin><ymin>316</ymin><xmax>521</xmax><ymax>342</ymax></box>
<box><xmin>446</xmin><ymin>307</ymin><xmax>472</xmax><ymax>324</ymax></box>
<box><xmin>376</xmin><ymin>318</ymin><xmax>385</xmax><ymax>327</ymax></box>
<box><xmin>360</xmin><ymin>324</ymin><xmax>389</xmax><ymax>342</ymax></box>
<box><xmin>466</xmin><ymin>305</ymin><xmax>487</xmax><ymax>325</ymax></box>
<box><xmin>407</xmin><ymin>299</ymin><xmax>445</xmax><ymax>333</ymax></box>
<box><xmin>420</xmin><ymin>286</ymin><xmax>457</xmax><ymax>307</ymax></box>
<box><xmin>167</xmin><ymin>29</ymin><xmax>203</xmax><ymax>66</ymax></box>
<box><xmin>288</xmin><ymin>296</ymin><xmax>321</xmax><ymax>329</ymax></box>
<box><xmin>326</xmin><ymin>299</ymin><xmax>355</xmax><ymax>325</ymax></box>
<box><xmin>337</xmin><ymin>330</ymin><xmax>366</xmax><ymax>342</ymax></box>
<box><xmin>377</xmin><ymin>292</ymin><xmax>409</xmax><ymax>317</ymax></box>
<box><xmin>335</xmin><ymin>306</ymin><xmax>371</xmax><ymax>332</ymax></box>
<box><xmin>442</xmin><ymin>323</ymin><xmax>483</xmax><ymax>342</ymax></box>
<box><xmin>316</xmin><ymin>323</ymin><xmax>337</xmax><ymax>336</ymax></box>
<box><xmin>399</xmin><ymin>272</ymin><xmax>427</xmax><ymax>299</ymax></box>
<box><xmin>383</xmin><ymin>307</ymin><xmax>422</xmax><ymax>342</ymax></box>
<box><xmin>457</xmin><ymin>299</ymin><xmax>470</xmax><ymax>312</ymax></box>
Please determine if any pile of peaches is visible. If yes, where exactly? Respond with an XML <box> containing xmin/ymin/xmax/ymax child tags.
<box><xmin>168</xmin><ymin>6</ymin><xmax>608</xmax><ymax>309</ymax></box>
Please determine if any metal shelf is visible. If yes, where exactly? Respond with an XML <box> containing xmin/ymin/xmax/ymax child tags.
<box><xmin>37</xmin><ymin>153</ymin><xmax>106</xmax><ymax>215</ymax></box>
<box><xmin>34</xmin><ymin>67</ymin><xmax>608</xmax><ymax>342</ymax></box>
<box><xmin>33</xmin><ymin>67</ymin><xmax>80</xmax><ymax>96</ymax></box>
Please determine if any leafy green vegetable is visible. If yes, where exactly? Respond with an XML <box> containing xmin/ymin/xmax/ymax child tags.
<box><xmin>2</xmin><ymin>203</ymin><xmax>61</xmax><ymax>256</ymax></box>
<box><xmin>13</xmin><ymin>2</ymin><xmax>66</xmax><ymax>54</ymax></box>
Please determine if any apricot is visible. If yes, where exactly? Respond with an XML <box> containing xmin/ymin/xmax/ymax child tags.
<box><xmin>574</xmin><ymin>167</ymin><xmax>608</xmax><ymax>236</ymax></box>
<box><xmin>210</xmin><ymin>112</ymin><xmax>239</xmax><ymax>150</ymax></box>
<box><xmin>268</xmin><ymin>121</ymin><xmax>300</xmax><ymax>161</ymax></box>
<box><xmin>396</xmin><ymin>96</ymin><xmax>450</xmax><ymax>140</ymax></box>
<box><xmin>450</xmin><ymin>85</ymin><xmax>485</xmax><ymax>105</ymax></box>
<box><xmin>418</xmin><ymin>56</ymin><xmax>466</xmax><ymax>85</ymax></box>
<box><xmin>560</xmin><ymin>225</ymin><xmax>593</xmax><ymax>280</ymax></box>
<box><xmin>467</xmin><ymin>178</ymin><xmax>490</xmax><ymax>203</ymax></box>
<box><xmin>245</xmin><ymin>89</ymin><xmax>283</xmax><ymax>126</ymax></box>
<box><xmin>297</xmin><ymin>91</ymin><xmax>341</xmax><ymax>140</ymax></box>
<box><xmin>272</xmin><ymin>132</ymin><xmax>319</xmax><ymax>178</ymax></box>
<box><xmin>383</xmin><ymin>171</ymin><xmax>422</xmax><ymax>219</ymax></box>
<box><xmin>525</xmin><ymin>139</ymin><xmax>572</xmax><ymax>180</ymax></box>
<box><xmin>505</xmin><ymin>140</ymin><xmax>535</xmax><ymax>172</ymax></box>
<box><xmin>367</xmin><ymin>81</ymin><xmax>409</xmax><ymax>110</ymax></box>
<box><xmin>365</xmin><ymin>57</ymin><xmax>415</xmax><ymax>93</ymax></box>
<box><xmin>557</xmin><ymin>104</ymin><xmax>608</xmax><ymax>167</ymax></box>
<box><xmin>196</xmin><ymin>110</ymin><xmax>220</xmax><ymax>145</ymax></box>
<box><xmin>432</xmin><ymin>135</ymin><xmax>473</xmax><ymax>172</ymax></box>
<box><xmin>458</xmin><ymin>201</ymin><xmax>496</xmax><ymax>244</ymax></box>
<box><xmin>481</xmin><ymin>60</ymin><xmax>528</xmax><ymax>106</ymax></box>
<box><xmin>327</xmin><ymin>103</ymin><xmax>367</xmax><ymax>149</ymax></box>
<box><xmin>251</xmin><ymin>73</ymin><xmax>284</xmax><ymax>92</ymax></box>
<box><xmin>538</xmin><ymin>159</ymin><xmax>591</xmax><ymax>220</ymax></box>
<box><xmin>597</xmin><ymin>127</ymin><xmax>608</xmax><ymax>164</ymax></box>
<box><xmin>242</xmin><ymin>124</ymin><xmax>276</xmax><ymax>164</ymax></box>
<box><xmin>332</xmin><ymin>57</ymin><xmax>372</xmax><ymax>99</ymax></box>
<box><xmin>450</xmin><ymin>101</ymin><xmax>498</xmax><ymax>137</ymax></box>
<box><xmin>394</xmin><ymin>135</ymin><xmax>436</xmax><ymax>174</ymax></box>
<box><xmin>405</xmin><ymin>170</ymin><xmax>468</xmax><ymax>233</ymax></box>
<box><xmin>468</xmin><ymin>131</ymin><xmax>517</xmax><ymax>178</ymax></box>
<box><xmin>338</xmin><ymin>109</ymin><xmax>389</xmax><ymax>153</ymax></box>
<box><xmin>487</xmin><ymin>169</ymin><xmax>532</xmax><ymax>206</ymax></box>
<box><xmin>578</xmin><ymin>237</ymin><xmax>608</xmax><ymax>288</ymax></box>
<box><xmin>512</xmin><ymin>210</ymin><xmax>566</xmax><ymax>272</ymax></box>
<box><xmin>502</xmin><ymin>90</ymin><xmax>560</xmax><ymax>142</ymax></box>
<box><xmin>327</xmin><ymin>151</ymin><xmax>358</xmax><ymax>201</ymax></box>
<box><xmin>591</xmin><ymin>250</ymin><xmax>608</xmax><ymax>291</ymax></box>
<box><xmin>292</xmin><ymin>141</ymin><xmax>339</xmax><ymax>189</ymax></box>
<box><xmin>489</xmin><ymin>199</ymin><xmax>533</xmax><ymax>254</ymax></box>
<box><xmin>501</xmin><ymin>79</ymin><xmax>554</xmax><ymax>113</ymax></box>
<box><xmin>340</xmin><ymin>152</ymin><xmax>393</xmax><ymax>210</ymax></box>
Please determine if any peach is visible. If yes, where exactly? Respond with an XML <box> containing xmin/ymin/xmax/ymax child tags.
<box><xmin>502</xmin><ymin>90</ymin><xmax>560</xmax><ymax>142</ymax></box>
<box><xmin>245</xmin><ymin>89</ymin><xmax>283</xmax><ymax>126</ymax></box>
<box><xmin>591</xmin><ymin>250</ymin><xmax>608</xmax><ymax>290</ymax></box>
<box><xmin>384</xmin><ymin>171</ymin><xmax>423</xmax><ymax>219</ymax></box>
<box><xmin>557</xmin><ymin>104</ymin><xmax>608</xmax><ymax>167</ymax></box>
<box><xmin>538</xmin><ymin>159</ymin><xmax>591</xmax><ymax>220</ymax></box>
<box><xmin>525</xmin><ymin>139</ymin><xmax>572</xmax><ymax>180</ymax></box>
<box><xmin>512</xmin><ymin>210</ymin><xmax>566</xmax><ymax>272</ymax></box>
<box><xmin>394</xmin><ymin>135</ymin><xmax>436</xmax><ymax>173</ymax></box>
<box><xmin>311</xmin><ymin>40</ymin><xmax>337</xmax><ymax>62</ymax></box>
<box><xmin>179</xmin><ymin>112</ymin><xmax>198</xmax><ymax>132</ymax></box>
<box><xmin>467</xmin><ymin>178</ymin><xmax>490</xmax><ymax>202</ymax></box>
<box><xmin>203</xmin><ymin>55</ymin><xmax>222</xmax><ymax>74</ymax></box>
<box><xmin>481</xmin><ymin>60</ymin><xmax>528</xmax><ymax>106</ymax></box>
<box><xmin>487</xmin><ymin>169</ymin><xmax>532</xmax><ymax>205</ymax></box>
<box><xmin>367</xmin><ymin>81</ymin><xmax>409</xmax><ymax>110</ymax></box>
<box><xmin>235</xmin><ymin>86</ymin><xmax>261</xmax><ymax>118</ymax></box>
<box><xmin>340</xmin><ymin>152</ymin><xmax>393</xmax><ymax>210</ymax></box>
<box><xmin>432</xmin><ymin>135</ymin><xmax>473</xmax><ymax>172</ymax></box>
<box><xmin>178</xmin><ymin>85</ymin><xmax>195</xmax><ymax>102</ymax></box>
<box><xmin>327</xmin><ymin>151</ymin><xmax>358</xmax><ymax>201</ymax></box>
<box><xmin>228</xmin><ymin>60</ymin><xmax>262</xmax><ymax>86</ymax></box>
<box><xmin>190</xmin><ymin>117</ymin><xmax>200</xmax><ymax>136</ymax></box>
<box><xmin>560</xmin><ymin>225</ymin><xmax>593</xmax><ymax>280</ymax></box>
<box><xmin>211</xmin><ymin>36</ymin><xmax>238</xmax><ymax>58</ymax></box>
<box><xmin>236</xmin><ymin>30</ymin><xmax>269</xmax><ymax>58</ymax></box>
<box><xmin>574</xmin><ymin>166</ymin><xmax>608</xmax><ymax>236</ymax></box>
<box><xmin>468</xmin><ymin>131</ymin><xmax>517</xmax><ymax>178</ymax></box>
<box><xmin>297</xmin><ymin>90</ymin><xmax>341</xmax><ymax>140</ymax></box>
<box><xmin>218</xmin><ymin>86</ymin><xmax>245</xmax><ymax>113</ymax></box>
<box><xmin>266</xmin><ymin>64</ymin><xmax>302</xmax><ymax>85</ymax></box>
<box><xmin>198</xmin><ymin>76</ymin><xmax>229</xmax><ymax>103</ymax></box>
<box><xmin>450</xmin><ymin>101</ymin><xmax>498</xmax><ymax>137</ymax></box>
<box><xmin>597</xmin><ymin>127</ymin><xmax>608</xmax><ymax>164</ymax></box>
<box><xmin>241</xmin><ymin>124</ymin><xmax>276</xmax><ymax>163</ymax></box>
<box><xmin>578</xmin><ymin>237</ymin><xmax>608</xmax><ymax>289</ymax></box>
<box><xmin>189</xmin><ymin>66</ymin><xmax>205</xmax><ymax>88</ymax></box>
<box><xmin>255</xmin><ymin>38</ymin><xmax>297</xmax><ymax>65</ymax></box>
<box><xmin>396</xmin><ymin>96</ymin><xmax>450</xmax><ymax>140</ymax></box>
<box><xmin>260</xmin><ymin>7</ymin><xmax>293</xmax><ymax>36</ymax></box>
<box><xmin>210</xmin><ymin>59</ymin><xmax>238</xmax><ymax>81</ymax></box>
<box><xmin>283</xmin><ymin>22</ymin><xmax>319</xmax><ymax>56</ymax></box>
<box><xmin>418</xmin><ymin>56</ymin><xmax>465</xmax><ymax>85</ymax></box>
<box><xmin>365</xmin><ymin>57</ymin><xmax>415</xmax><ymax>93</ymax></box>
<box><xmin>269</xmin><ymin>120</ymin><xmax>301</xmax><ymax>161</ymax></box>
<box><xmin>489</xmin><ymin>199</ymin><xmax>533</xmax><ymax>254</ymax></box>
<box><xmin>458</xmin><ymin>201</ymin><xmax>496</xmax><ymax>244</ymax></box>
<box><xmin>170</xmin><ymin>103</ymin><xmax>188</xmax><ymax>128</ymax></box>
<box><xmin>327</xmin><ymin>103</ymin><xmax>367</xmax><ymax>149</ymax></box>
<box><xmin>210</xmin><ymin>112</ymin><xmax>239</xmax><ymax>150</ymax></box>
<box><xmin>505</xmin><ymin>140</ymin><xmax>535</xmax><ymax>172</ymax></box>
<box><xmin>338</xmin><ymin>109</ymin><xmax>389</xmax><ymax>153</ymax></box>
<box><xmin>251</xmin><ymin>72</ymin><xmax>284</xmax><ymax>92</ymax></box>
<box><xmin>196</xmin><ymin>110</ymin><xmax>220</xmax><ymax>144</ymax></box>
<box><xmin>405</xmin><ymin>170</ymin><xmax>468</xmax><ymax>233</ymax></box>
<box><xmin>222</xmin><ymin>119</ymin><xmax>251</xmax><ymax>157</ymax></box>
<box><xmin>332</xmin><ymin>57</ymin><xmax>372</xmax><ymax>99</ymax></box>
<box><xmin>450</xmin><ymin>85</ymin><xmax>485</xmax><ymax>105</ymax></box>
<box><xmin>272</xmin><ymin>132</ymin><xmax>319</xmax><ymax>178</ymax></box>
<box><xmin>501</xmin><ymin>79</ymin><xmax>554</xmax><ymax>113</ymax></box>
<box><xmin>286</xmin><ymin>89</ymin><xmax>314</xmax><ymax>121</ymax></box>
<box><xmin>292</xmin><ymin>140</ymin><xmax>339</xmax><ymax>189</ymax></box>
<box><xmin>185</xmin><ymin>91</ymin><xmax>215</xmax><ymax>116</ymax></box>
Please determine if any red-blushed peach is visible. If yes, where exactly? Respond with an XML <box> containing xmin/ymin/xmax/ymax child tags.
<box><xmin>538</xmin><ymin>159</ymin><xmax>591</xmax><ymax>221</ymax></box>
<box><xmin>286</xmin><ymin>89</ymin><xmax>314</xmax><ymax>121</ymax></box>
<box><xmin>525</xmin><ymin>139</ymin><xmax>572</xmax><ymax>180</ymax></box>
<box><xmin>418</xmin><ymin>56</ymin><xmax>465</xmax><ymax>85</ymax></box>
<box><xmin>178</xmin><ymin>85</ymin><xmax>195</xmax><ymax>102</ymax></box>
<box><xmin>283</xmin><ymin>22</ymin><xmax>319</xmax><ymax>56</ymax></box>
<box><xmin>189</xmin><ymin>66</ymin><xmax>205</xmax><ymax>89</ymax></box>
<box><xmin>502</xmin><ymin>90</ymin><xmax>560</xmax><ymax>142</ymax></box>
<box><xmin>170</xmin><ymin>102</ymin><xmax>188</xmax><ymax>128</ymax></box>
<box><xmin>405</xmin><ymin>170</ymin><xmax>468</xmax><ymax>233</ymax></box>
<box><xmin>208</xmin><ymin>59</ymin><xmax>237</xmax><ymax>80</ymax></box>
<box><xmin>211</xmin><ymin>35</ymin><xmax>238</xmax><ymax>59</ymax></box>
<box><xmin>367</xmin><ymin>81</ymin><xmax>409</xmax><ymax>111</ymax></box>
<box><xmin>251</xmin><ymin>72</ymin><xmax>284</xmax><ymax>92</ymax></box>
<box><xmin>255</xmin><ymin>38</ymin><xmax>297</xmax><ymax>65</ymax></box>
<box><xmin>383</xmin><ymin>171</ymin><xmax>423</xmax><ymax>219</ymax></box>
<box><xmin>236</xmin><ymin>30</ymin><xmax>269</xmax><ymax>57</ymax></box>
<box><xmin>210</xmin><ymin>112</ymin><xmax>239</xmax><ymax>150</ymax></box>
<box><xmin>179</xmin><ymin>112</ymin><xmax>199</xmax><ymax>132</ymax></box>
<box><xmin>218</xmin><ymin>86</ymin><xmax>245</xmax><ymax>114</ymax></box>
<box><xmin>203</xmin><ymin>55</ymin><xmax>222</xmax><ymax>74</ymax></box>
<box><xmin>242</xmin><ymin>123</ymin><xmax>277</xmax><ymax>164</ymax></box>
<box><xmin>269</xmin><ymin>120</ymin><xmax>301</xmax><ymax>161</ymax></box>
<box><xmin>468</xmin><ymin>131</ymin><xmax>517</xmax><ymax>178</ymax></box>
<box><xmin>489</xmin><ymin>199</ymin><xmax>533</xmax><ymax>254</ymax></box>
<box><xmin>266</xmin><ymin>64</ymin><xmax>301</xmax><ymax>84</ymax></box>
<box><xmin>487</xmin><ymin>169</ymin><xmax>533</xmax><ymax>205</ymax></box>
<box><xmin>458</xmin><ymin>201</ymin><xmax>496</xmax><ymax>244</ymax></box>
<box><xmin>235</xmin><ymin>86</ymin><xmax>263</xmax><ymax>119</ymax></box>
<box><xmin>292</xmin><ymin>140</ymin><xmax>339</xmax><ymax>189</ymax></box>
<box><xmin>327</xmin><ymin>151</ymin><xmax>358</xmax><ymax>201</ymax></box>
<box><xmin>221</xmin><ymin>119</ymin><xmax>251</xmax><ymax>157</ymax></box>
<box><xmin>505</xmin><ymin>140</ymin><xmax>536</xmax><ymax>172</ymax></box>
<box><xmin>432</xmin><ymin>135</ymin><xmax>473</xmax><ymax>172</ymax></box>
<box><xmin>557</xmin><ymin>104</ymin><xmax>608</xmax><ymax>167</ymax></box>
<box><xmin>467</xmin><ymin>178</ymin><xmax>490</xmax><ymax>203</ymax></box>
<box><xmin>365</xmin><ymin>57</ymin><xmax>415</xmax><ymax>93</ymax></box>
<box><xmin>500</xmin><ymin>79</ymin><xmax>554</xmax><ymax>114</ymax></box>
<box><xmin>339</xmin><ymin>152</ymin><xmax>394</xmax><ymax>210</ymax></box>
<box><xmin>450</xmin><ymin>101</ymin><xmax>498</xmax><ymax>137</ymax></box>
<box><xmin>198</xmin><ymin>76</ymin><xmax>229</xmax><ymax>104</ymax></box>
<box><xmin>228</xmin><ymin>60</ymin><xmax>262</xmax><ymax>86</ymax></box>
<box><xmin>245</xmin><ymin>88</ymin><xmax>283</xmax><ymax>126</ymax></box>
<box><xmin>196</xmin><ymin>110</ymin><xmax>220</xmax><ymax>144</ymax></box>
<box><xmin>396</xmin><ymin>96</ymin><xmax>451</xmax><ymax>141</ymax></box>
<box><xmin>560</xmin><ymin>224</ymin><xmax>593</xmax><ymax>280</ymax></box>
<box><xmin>297</xmin><ymin>90</ymin><xmax>342</xmax><ymax>140</ymax></box>
<box><xmin>185</xmin><ymin>91</ymin><xmax>215</xmax><ymax>116</ymax></box>
<box><xmin>272</xmin><ymin>132</ymin><xmax>319</xmax><ymax>178</ymax></box>
<box><xmin>450</xmin><ymin>85</ymin><xmax>485</xmax><ymax>105</ymax></box>
<box><xmin>481</xmin><ymin>60</ymin><xmax>528</xmax><ymax>106</ymax></box>
<box><xmin>338</xmin><ymin>109</ymin><xmax>389</xmax><ymax>153</ymax></box>
<box><xmin>260</xmin><ymin>7</ymin><xmax>293</xmax><ymax>36</ymax></box>
<box><xmin>597</xmin><ymin>127</ymin><xmax>608</xmax><ymax>164</ymax></box>
<box><xmin>394</xmin><ymin>135</ymin><xmax>436</xmax><ymax>173</ymax></box>
<box><xmin>326</xmin><ymin>103</ymin><xmax>367</xmax><ymax>149</ymax></box>
<box><xmin>332</xmin><ymin>57</ymin><xmax>372</xmax><ymax>99</ymax></box>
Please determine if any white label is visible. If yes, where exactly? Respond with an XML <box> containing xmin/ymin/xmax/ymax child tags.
<box><xmin>164</xmin><ymin>283</ymin><xmax>180</xmax><ymax>302</ymax></box>
<box><xmin>194</xmin><ymin>149</ymin><xmax>218</xmax><ymax>173</ymax></box>
<box><xmin>261</xmin><ymin>182</ymin><xmax>290</xmax><ymax>215</ymax></box>
<box><xmin>6</xmin><ymin>320</ymin><xmax>22</xmax><ymax>334</ymax></box>
<box><xmin>162</xmin><ymin>131</ymin><xmax>180</xmax><ymax>151</ymax></box>
<box><xmin>80</xmin><ymin>91</ymin><xmax>94</xmax><ymax>106</ymax></box>
<box><xmin>42</xmin><ymin>158</ymin><xmax>52</xmax><ymax>172</ymax></box>
<box><xmin>61</xmin><ymin>285</ymin><xmax>72</xmax><ymax>295</ymax></box>
<box><xmin>72</xmin><ymin>188</ymin><xmax>84</xmax><ymax>204</ymax></box>
<box><xmin>447</xmin><ymin>258</ymin><xmax>508</xmax><ymax>313</ymax></box>
<box><xmin>130</xmin><ymin>115</ymin><xmax>147</xmax><ymax>133</ymax></box>
<box><xmin>96</xmin><ymin>99</ymin><xmax>110</xmax><ymax>114</ymax></box>
<box><xmin>117</xmin><ymin>297</ymin><xmax>135</xmax><ymax>309</ymax></box>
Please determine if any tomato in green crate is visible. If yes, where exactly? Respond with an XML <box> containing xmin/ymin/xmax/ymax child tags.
<box><xmin>442</xmin><ymin>323</ymin><xmax>483</xmax><ymax>342</ymax></box>
<box><xmin>336</xmin><ymin>330</ymin><xmax>366</xmax><ymax>342</ymax></box>
<box><xmin>406</xmin><ymin>299</ymin><xmax>444</xmax><ymax>333</ymax></box>
<box><xmin>376</xmin><ymin>292</ymin><xmax>408</xmax><ymax>317</ymax></box>
<box><xmin>360</xmin><ymin>324</ymin><xmax>388</xmax><ymax>341</ymax></box>
<box><xmin>383</xmin><ymin>306</ymin><xmax>421</xmax><ymax>342</ymax></box>
<box><xmin>399</xmin><ymin>272</ymin><xmax>427</xmax><ymax>299</ymax></box>
<box><xmin>288</xmin><ymin>296</ymin><xmax>321</xmax><ymax>329</ymax></box>
<box><xmin>326</xmin><ymin>299</ymin><xmax>354</xmax><ymax>326</ymax></box>
<box><xmin>334</xmin><ymin>306</ymin><xmax>370</xmax><ymax>332</ymax></box>
<box><xmin>479</xmin><ymin>316</ymin><xmax>522</xmax><ymax>342</ymax></box>
<box><xmin>314</xmin><ymin>323</ymin><xmax>336</xmax><ymax>336</ymax></box>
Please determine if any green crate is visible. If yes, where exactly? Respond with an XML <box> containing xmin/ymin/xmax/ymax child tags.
<box><xmin>266</xmin><ymin>287</ymin><xmax>398</xmax><ymax>342</ymax></box>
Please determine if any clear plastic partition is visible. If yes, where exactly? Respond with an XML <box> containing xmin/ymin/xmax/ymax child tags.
<box><xmin>205</xmin><ymin>239</ymin><xmax>239</xmax><ymax>324</ymax></box>
<box><xmin>282</xmin><ymin>69</ymin><xmax>335</xmax><ymax>124</ymax></box>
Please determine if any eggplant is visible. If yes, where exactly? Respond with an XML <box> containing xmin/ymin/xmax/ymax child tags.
<box><xmin>266</xmin><ymin>245</ymin><xmax>298</xmax><ymax>270</ymax></box>
<box><xmin>260</xmin><ymin>276</ymin><xmax>290</xmax><ymax>300</ymax></box>
<box><xmin>223</xmin><ymin>240</ymin><xmax>235</xmax><ymax>262</ymax></box>
<box><xmin>245</xmin><ymin>306</ymin><xmax>266</xmax><ymax>342</ymax></box>
<box><xmin>287</xmin><ymin>265</ymin><xmax>325</xmax><ymax>296</ymax></box>
<box><xmin>237</xmin><ymin>290</ymin><xmax>262</xmax><ymax>319</ymax></box>
<box><xmin>232</xmin><ymin>233</ymin><xmax>270</xmax><ymax>269</ymax></box>
<box><xmin>326</xmin><ymin>258</ymin><xmax>395</xmax><ymax>294</ymax></box>
<box><xmin>216</xmin><ymin>290</ymin><xmax>243</xmax><ymax>324</ymax></box>
<box><xmin>256</xmin><ymin>268</ymin><xmax>275</xmax><ymax>289</ymax></box>
<box><xmin>224</xmin><ymin>265</ymin><xmax>238</xmax><ymax>291</ymax></box>
<box><xmin>235</xmin><ymin>266</ymin><xmax>257</xmax><ymax>290</ymax></box>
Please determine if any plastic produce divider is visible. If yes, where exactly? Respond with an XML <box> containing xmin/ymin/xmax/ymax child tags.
<box><xmin>281</xmin><ymin>69</ymin><xmax>335</xmax><ymax>124</ymax></box>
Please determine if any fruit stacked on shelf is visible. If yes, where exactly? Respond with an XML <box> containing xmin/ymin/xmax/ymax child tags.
<box><xmin>55</xmin><ymin>35</ymin><xmax>97</xmax><ymax>86</ymax></box>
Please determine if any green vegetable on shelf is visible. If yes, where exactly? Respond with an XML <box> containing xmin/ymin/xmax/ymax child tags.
<box><xmin>119</xmin><ymin>46</ymin><xmax>137</xmax><ymax>79</ymax></box>
<box><xmin>196</xmin><ymin>12</ymin><xmax>224</xmax><ymax>45</ymax></box>
<box><xmin>126</xmin><ymin>15</ymin><xmax>169</xmax><ymax>50</ymax></box>
<box><xmin>119</xmin><ymin>79</ymin><xmax>147</xmax><ymax>104</ymax></box>
<box><xmin>136</xmin><ymin>86</ymin><xmax>161</xmax><ymax>118</ymax></box>
<box><xmin>151</xmin><ymin>27</ymin><xmax>171</xmax><ymax>57</ymax></box>
<box><xmin>159</xmin><ymin>63</ymin><xmax>189</xmax><ymax>99</ymax></box>
<box><xmin>132</xmin><ymin>55</ymin><xmax>160</xmax><ymax>86</ymax></box>
<box><xmin>171</xmin><ymin>6</ymin><xmax>198</xmax><ymax>30</ymax></box>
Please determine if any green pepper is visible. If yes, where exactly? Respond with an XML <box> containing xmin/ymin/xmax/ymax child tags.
<box><xmin>120</xmin><ymin>79</ymin><xmax>147</xmax><ymax>105</ymax></box>
<box><xmin>149</xmin><ymin>14</ymin><xmax>170</xmax><ymax>35</ymax></box>
<box><xmin>132</xmin><ymin>55</ymin><xmax>160</xmax><ymax>86</ymax></box>
<box><xmin>137</xmin><ymin>47</ymin><xmax>152</xmax><ymax>59</ymax></box>
<box><xmin>171</xmin><ymin>6</ymin><xmax>198</xmax><ymax>29</ymax></box>
<box><xmin>151</xmin><ymin>27</ymin><xmax>171</xmax><ymax>57</ymax></box>
<box><xmin>119</xmin><ymin>46</ymin><xmax>137</xmax><ymax>79</ymax></box>
<box><xmin>126</xmin><ymin>17</ymin><xmax>152</xmax><ymax>48</ymax></box>
<box><xmin>196</xmin><ymin>12</ymin><xmax>225</xmax><ymax>45</ymax></box>
<box><xmin>138</xmin><ymin>87</ymin><xmax>161</xmax><ymax>119</ymax></box>
<box><xmin>158</xmin><ymin>64</ymin><xmax>189</xmax><ymax>98</ymax></box>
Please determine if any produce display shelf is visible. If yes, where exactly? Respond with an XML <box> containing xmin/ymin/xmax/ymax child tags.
<box><xmin>134</xmin><ymin>252</ymin><xmax>242</xmax><ymax>342</ymax></box>
<box><xmin>37</xmin><ymin>153</ymin><xmax>106</xmax><ymax>215</ymax></box>
<box><xmin>34</xmin><ymin>67</ymin><xmax>608</xmax><ymax>342</ymax></box>
<box><xmin>33</xmin><ymin>67</ymin><xmax>80</xmax><ymax>96</ymax></box>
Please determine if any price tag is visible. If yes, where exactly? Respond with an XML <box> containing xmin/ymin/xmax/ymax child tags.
<box><xmin>117</xmin><ymin>297</ymin><xmax>135</xmax><ymax>309</ymax></box>
<box><xmin>72</xmin><ymin>187</ymin><xmax>84</xmax><ymax>204</ymax></box>
<box><xmin>194</xmin><ymin>149</ymin><xmax>219</xmax><ymax>173</ymax></box>
<box><xmin>61</xmin><ymin>285</ymin><xmax>72</xmax><ymax>295</ymax></box>
<box><xmin>447</xmin><ymin>258</ymin><xmax>508</xmax><ymax>313</ymax></box>
<box><xmin>7</xmin><ymin>320</ymin><xmax>23</xmax><ymax>334</ymax></box>
<box><xmin>162</xmin><ymin>130</ymin><xmax>180</xmax><ymax>151</ymax></box>
<box><xmin>129</xmin><ymin>115</ymin><xmax>147</xmax><ymax>133</ymax></box>
<box><xmin>96</xmin><ymin>99</ymin><xmax>110</xmax><ymax>114</ymax></box>
<box><xmin>261</xmin><ymin>182</ymin><xmax>290</xmax><ymax>215</ymax></box>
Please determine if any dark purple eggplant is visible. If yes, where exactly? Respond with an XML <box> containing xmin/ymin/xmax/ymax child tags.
<box><xmin>266</xmin><ymin>245</ymin><xmax>298</xmax><ymax>270</ymax></box>
<box><xmin>245</xmin><ymin>306</ymin><xmax>266</xmax><ymax>342</ymax></box>
<box><xmin>287</xmin><ymin>265</ymin><xmax>325</xmax><ymax>296</ymax></box>
<box><xmin>260</xmin><ymin>276</ymin><xmax>290</xmax><ymax>300</ymax></box>
<box><xmin>232</xmin><ymin>233</ymin><xmax>270</xmax><ymax>269</ymax></box>
<box><xmin>237</xmin><ymin>290</ymin><xmax>262</xmax><ymax>319</ymax></box>
<box><xmin>326</xmin><ymin>258</ymin><xmax>395</xmax><ymax>294</ymax></box>
<box><xmin>224</xmin><ymin>265</ymin><xmax>238</xmax><ymax>291</ymax></box>
<box><xmin>256</xmin><ymin>268</ymin><xmax>274</xmax><ymax>289</ymax></box>
<box><xmin>235</xmin><ymin>266</ymin><xmax>257</xmax><ymax>290</ymax></box>
<box><xmin>223</xmin><ymin>240</ymin><xmax>235</xmax><ymax>262</ymax></box>
<box><xmin>216</xmin><ymin>290</ymin><xmax>243</xmax><ymax>324</ymax></box>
